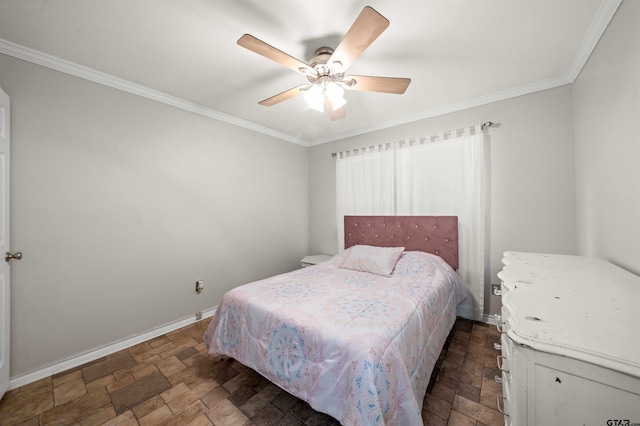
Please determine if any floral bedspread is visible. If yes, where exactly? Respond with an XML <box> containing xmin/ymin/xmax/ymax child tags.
<box><xmin>204</xmin><ymin>251</ymin><xmax>469</xmax><ymax>425</ymax></box>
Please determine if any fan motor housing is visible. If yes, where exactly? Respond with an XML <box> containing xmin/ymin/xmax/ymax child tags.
<box><xmin>310</xmin><ymin>47</ymin><xmax>334</xmax><ymax>71</ymax></box>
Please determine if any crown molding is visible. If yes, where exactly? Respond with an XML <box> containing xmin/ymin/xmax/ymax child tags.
<box><xmin>0</xmin><ymin>39</ymin><xmax>306</xmax><ymax>146</ymax></box>
<box><xmin>310</xmin><ymin>0</ymin><xmax>620</xmax><ymax>146</ymax></box>
<box><xmin>566</xmin><ymin>0</ymin><xmax>622</xmax><ymax>82</ymax></box>
<box><xmin>308</xmin><ymin>74</ymin><xmax>573</xmax><ymax>146</ymax></box>
<box><xmin>0</xmin><ymin>0</ymin><xmax>619</xmax><ymax>146</ymax></box>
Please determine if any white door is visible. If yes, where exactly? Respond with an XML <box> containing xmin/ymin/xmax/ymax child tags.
<box><xmin>0</xmin><ymin>87</ymin><xmax>11</xmax><ymax>399</ymax></box>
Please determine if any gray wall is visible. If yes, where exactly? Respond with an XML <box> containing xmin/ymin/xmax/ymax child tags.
<box><xmin>0</xmin><ymin>55</ymin><xmax>309</xmax><ymax>377</ymax></box>
<box><xmin>308</xmin><ymin>0</ymin><xmax>640</xmax><ymax>317</ymax></box>
<box><xmin>1</xmin><ymin>0</ymin><xmax>638</xmax><ymax>379</ymax></box>
<box><xmin>309</xmin><ymin>86</ymin><xmax>578</xmax><ymax>317</ymax></box>
<box><xmin>573</xmin><ymin>0</ymin><xmax>639</xmax><ymax>275</ymax></box>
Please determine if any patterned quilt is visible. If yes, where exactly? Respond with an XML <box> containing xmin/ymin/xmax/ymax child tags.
<box><xmin>204</xmin><ymin>250</ymin><xmax>469</xmax><ymax>425</ymax></box>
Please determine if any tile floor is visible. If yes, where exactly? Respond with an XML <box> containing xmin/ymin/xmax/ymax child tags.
<box><xmin>0</xmin><ymin>317</ymin><xmax>504</xmax><ymax>426</ymax></box>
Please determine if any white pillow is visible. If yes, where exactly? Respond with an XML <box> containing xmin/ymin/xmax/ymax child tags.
<box><xmin>338</xmin><ymin>245</ymin><xmax>405</xmax><ymax>277</ymax></box>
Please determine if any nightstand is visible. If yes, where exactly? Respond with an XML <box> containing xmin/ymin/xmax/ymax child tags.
<box><xmin>300</xmin><ymin>254</ymin><xmax>332</xmax><ymax>268</ymax></box>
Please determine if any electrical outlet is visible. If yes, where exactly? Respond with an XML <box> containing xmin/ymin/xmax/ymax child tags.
<box><xmin>195</xmin><ymin>280</ymin><xmax>204</xmax><ymax>294</ymax></box>
<box><xmin>195</xmin><ymin>311</ymin><xmax>202</xmax><ymax>320</ymax></box>
<box><xmin>491</xmin><ymin>284</ymin><xmax>502</xmax><ymax>296</ymax></box>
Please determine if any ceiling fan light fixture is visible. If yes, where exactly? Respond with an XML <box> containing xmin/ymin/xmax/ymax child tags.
<box><xmin>329</xmin><ymin>96</ymin><xmax>347</xmax><ymax>111</ymax></box>
<box><xmin>239</xmin><ymin>6</ymin><xmax>410</xmax><ymax>120</ymax></box>
<box><xmin>303</xmin><ymin>85</ymin><xmax>325</xmax><ymax>112</ymax></box>
<box><xmin>326</xmin><ymin>82</ymin><xmax>346</xmax><ymax>109</ymax></box>
<box><xmin>330</xmin><ymin>60</ymin><xmax>344</xmax><ymax>73</ymax></box>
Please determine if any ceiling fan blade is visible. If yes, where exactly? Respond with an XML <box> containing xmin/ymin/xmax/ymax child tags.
<box><xmin>328</xmin><ymin>6</ymin><xmax>389</xmax><ymax>72</ymax></box>
<box><xmin>258</xmin><ymin>84</ymin><xmax>308</xmax><ymax>106</ymax></box>
<box><xmin>238</xmin><ymin>34</ymin><xmax>316</xmax><ymax>75</ymax></box>
<box><xmin>324</xmin><ymin>97</ymin><xmax>346</xmax><ymax>121</ymax></box>
<box><xmin>343</xmin><ymin>75</ymin><xmax>411</xmax><ymax>94</ymax></box>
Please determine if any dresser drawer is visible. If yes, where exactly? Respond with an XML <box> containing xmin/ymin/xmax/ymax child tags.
<box><xmin>499</xmin><ymin>332</ymin><xmax>512</xmax><ymax>381</ymax></box>
<box><xmin>498</xmin><ymin>251</ymin><xmax>640</xmax><ymax>426</ymax></box>
<box><xmin>499</xmin><ymin>333</ymin><xmax>531</xmax><ymax>425</ymax></box>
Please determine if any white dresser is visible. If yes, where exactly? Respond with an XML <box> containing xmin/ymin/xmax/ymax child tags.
<box><xmin>497</xmin><ymin>251</ymin><xmax>640</xmax><ymax>426</ymax></box>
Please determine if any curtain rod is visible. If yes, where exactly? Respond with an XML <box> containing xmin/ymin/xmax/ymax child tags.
<box><xmin>330</xmin><ymin>121</ymin><xmax>495</xmax><ymax>157</ymax></box>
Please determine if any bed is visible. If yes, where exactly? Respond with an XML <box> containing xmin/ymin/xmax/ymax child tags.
<box><xmin>204</xmin><ymin>216</ymin><xmax>469</xmax><ymax>425</ymax></box>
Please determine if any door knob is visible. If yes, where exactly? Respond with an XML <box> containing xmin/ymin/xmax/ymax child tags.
<box><xmin>5</xmin><ymin>251</ymin><xmax>22</xmax><ymax>262</ymax></box>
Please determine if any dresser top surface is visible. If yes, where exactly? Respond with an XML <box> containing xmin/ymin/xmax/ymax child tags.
<box><xmin>498</xmin><ymin>251</ymin><xmax>640</xmax><ymax>377</ymax></box>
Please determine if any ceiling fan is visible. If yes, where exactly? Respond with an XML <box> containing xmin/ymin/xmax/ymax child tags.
<box><xmin>237</xmin><ymin>6</ymin><xmax>411</xmax><ymax>121</ymax></box>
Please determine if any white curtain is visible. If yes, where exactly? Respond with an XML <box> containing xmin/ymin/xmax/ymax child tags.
<box><xmin>336</xmin><ymin>126</ymin><xmax>485</xmax><ymax>320</ymax></box>
<box><xmin>336</xmin><ymin>144</ymin><xmax>396</xmax><ymax>251</ymax></box>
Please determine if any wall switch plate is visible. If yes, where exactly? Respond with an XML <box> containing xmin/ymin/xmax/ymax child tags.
<box><xmin>195</xmin><ymin>280</ymin><xmax>204</xmax><ymax>294</ymax></box>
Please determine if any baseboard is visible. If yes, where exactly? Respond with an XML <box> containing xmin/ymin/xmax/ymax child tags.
<box><xmin>8</xmin><ymin>307</ymin><xmax>218</xmax><ymax>391</ymax></box>
<box><xmin>483</xmin><ymin>313</ymin><xmax>501</xmax><ymax>326</ymax></box>
<box><xmin>9</xmin><ymin>306</ymin><xmax>498</xmax><ymax>391</ymax></box>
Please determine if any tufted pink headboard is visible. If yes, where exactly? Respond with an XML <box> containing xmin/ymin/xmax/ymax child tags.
<box><xmin>344</xmin><ymin>216</ymin><xmax>459</xmax><ymax>270</ymax></box>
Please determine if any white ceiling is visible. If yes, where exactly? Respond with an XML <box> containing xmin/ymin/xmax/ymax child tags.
<box><xmin>0</xmin><ymin>0</ymin><xmax>618</xmax><ymax>145</ymax></box>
